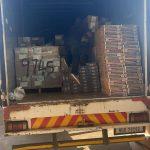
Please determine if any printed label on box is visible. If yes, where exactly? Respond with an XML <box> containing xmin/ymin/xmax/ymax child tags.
<box><xmin>33</xmin><ymin>55</ymin><xmax>42</xmax><ymax>60</ymax></box>
<box><xmin>39</xmin><ymin>76</ymin><xmax>45</xmax><ymax>81</ymax></box>
<box><xmin>20</xmin><ymin>82</ymin><xmax>28</xmax><ymax>87</ymax></box>
<box><xmin>117</xmin><ymin>53</ymin><xmax>122</xmax><ymax>56</ymax></box>
<box><xmin>37</xmin><ymin>70</ymin><xmax>43</xmax><ymax>75</ymax></box>
<box><xmin>53</xmin><ymin>60</ymin><xmax>60</xmax><ymax>66</ymax></box>
<box><xmin>22</xmin><ymin>76</ymin><xmax>30</xmax><ymax>81</ymax></box>
<box><xmin>36</xmin><ymin>75</ymin><xmax>45</xmax><ymax>81</ymax></box>
<box><xmin>20</xmin><ymin>48</ymin><xmax>28</xmax><ymax>53</ymax></box>
<box><xmin>50</xmin><ymin>73</ymin><xmax>56</xmax><ymax>79</ymax></box>
<box><xmin>54</xmin><ymin>67</ymin><xmax>59</xmax><ymax>72</ymax></box>
<box><xmin>33</xmin><ymin>47</ymin><xmax>42</xmax><ymax>53</ymax></box>
<box><xmin>34</xmin><ymin>81</ymin><xmax>42</xmax><ymax>86</ymax></box>
<box><xmin>22</xmin><ymin>60</ymin><xmax>28</xmax><ymax>65</ymax></box>
<box><xmin>47</xmin><ymin>51</ymin><xmax>53</xmax><ymax>54</ymax></box>
<box><xmin>45</xmin><ymin>59</ymin><xmax>56</xmax><ymax>67</ymax></box>
<box><xmin>19</xmin><ymin>54</ymin><xmax>28</xmax><ymax>59</ymax></box>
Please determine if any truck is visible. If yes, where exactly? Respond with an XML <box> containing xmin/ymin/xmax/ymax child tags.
<box><xmin>0</xmin><ymin>0</ymin><xmax>150</xmax><ymax>149</ymax></box>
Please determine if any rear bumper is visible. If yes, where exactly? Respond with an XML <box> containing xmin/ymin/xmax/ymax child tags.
<box><xmin>5</xmin><ymin>122</ymin><xmax>150</xmax><ymax>137</ymax></box>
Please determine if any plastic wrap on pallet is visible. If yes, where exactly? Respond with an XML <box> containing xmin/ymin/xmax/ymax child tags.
<box><xmin>15</xmin><ymin>46</ymin><xmax>61</xmax><ymax>89</ymax></box>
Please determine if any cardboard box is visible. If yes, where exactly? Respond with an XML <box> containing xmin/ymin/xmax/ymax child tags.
<box><xmin>86</xmin><ymin>16</ymin><xmax>98</xmax><ymax>32</ymax></box>
<box><xmin>15</xmin><ymin>46</ymin><xmax>61</xmax><ymax>89</ymax></box>
<box><xmin>55</xmin><ymin>35</ymin><xmax>64</xmax><ymax>46</ymax></box>
<box><xmin>79</xmin><ymin>63</ymin><xmax>100</xmax><ymax>93</ymax></box>
<box><xmin>32</xmin><ymin>74</ymin><xmax>45</xmax><ymax>88</ymax></box>
<box><xmin>44</xmin><ymin>72</ymin><xmax>61</xmax><ymax>88</ymax></box>
<box><xmin>16</xmin><ymin>76</ymin><xmax>32</xmax><ymax>89</ymax></box>
<box><xmin>18</xmin><ymin>37</ymin><xmax>45</xmax><ymax>47</ymax></box>
<box><xmin>94</xmin><ymin>25</ymin><xmax>144</xmax><ymax>96</ymax></box>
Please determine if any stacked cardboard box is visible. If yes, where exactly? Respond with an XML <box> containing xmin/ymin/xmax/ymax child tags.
<box><xmin>68</xmin><ymin>63</ymin><xmax>100</xmax><ymax>94</ymax></box>
<box><xmin>61</xmin><ymin>63</ymin><xmax>100</xmax><ymax>94</ymax></box>
<box><xmin>61</xmin><ymin>58</ymin><xmax>71</xmax><ymax>93</ymax></box>
<box><xmin>79</xmin><ymin>63</ymin><xmax>100</xmax><ymax>93</ymax></box>
<box><xmin>62</xmin><ymin>72</ymin><xmax>81</xmax><ymax>94</ymax></box>
<box><xmin>55</xmin><ymin>35</ymin><xmax>64</xmax><ymax>46</ymax></box>
<box><xmin>15</xmin><ymin>46</ymin><xmax>61</xmax><ymax>89</ymax></box>
<box><xmin>18</xmin><ymin>37</ymin><xmax>45</xmax><ymax>47</ymax></box>
<box><xmin>95</xmin><ymin>25</ymin><xmax>144</xmax><ymax>96</ymax></box>
<box><xmin>86</xmin><ymin>16</ymin><xmax>98</xmax><ymax>32</ymax></box>
<box><xmin>121</xmin><ymin>25</ymin><xmax>144</xmax><ymax>95</ymax></box>
<box><xmin>15</xmin><ymin>47</ymin><xmax>32</xmax><ymax>88</ymax></box>
<box><xmin>62</xmin><ymin>72</ymin><xmax>71</xmax><ymax>93</ymax></box>
<box><xmin>70</xmin><ymin>79</ymin><xmax>81</xmax><ymax>94</ymax></box>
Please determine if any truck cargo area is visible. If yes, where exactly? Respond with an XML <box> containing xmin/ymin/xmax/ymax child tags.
<box><xmin>1</xmin><ymin>0</ymin><xmax>147</xmax><ymax>104</ymax></box>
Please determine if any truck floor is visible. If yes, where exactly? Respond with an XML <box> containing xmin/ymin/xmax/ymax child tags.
<box><xmin>20</xmin><ymin>92</ymin><xmax>105</xmax><ymax>103</ymax></box>
<box><xmin>18</xmin><ymin>92</ymin><xmax>140</xmax><ymax>103</ymax></box>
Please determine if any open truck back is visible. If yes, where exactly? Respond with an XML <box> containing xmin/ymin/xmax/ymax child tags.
<box><xmin>0</xmin><ymin>0</ymin><xmax>150</xmax><ymax>146</ymax></box>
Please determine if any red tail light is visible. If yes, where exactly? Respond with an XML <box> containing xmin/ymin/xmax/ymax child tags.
<box><xmin>6</xmin><ymin>121</ymin><xmax>28</xmax><ymax>132</ymax></box>
<box><xmin>129</xmin><ymin>112</ymin><xmax>149</xmax><ymax>123</ymax></box>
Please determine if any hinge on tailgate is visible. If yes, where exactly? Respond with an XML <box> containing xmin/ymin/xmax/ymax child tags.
<box><xmin>75</xmin><ymin>105</ymin><xmax>85</xmax><ymax>114</ymax></box>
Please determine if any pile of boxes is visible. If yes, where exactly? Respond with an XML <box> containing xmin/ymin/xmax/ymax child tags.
<box><xmin>15</xmin><ymin>45</ymin><xmax>61</xmax><ymax>89</ymax></box>
<box><xmin>95</xmin><ymin>25</ymin><xmax>144</xmax><ymax>96</ymax></box>
<box><xmin>55</xmin><ymin>35</ymin><xmax>64</xmax><ymax>46</ymax></box>
<box><xmin>79</xmin><ymin>63</ymin><xmax>100</xmax><ymax>93</ymax></box>
<box><xmin>18</xmin><ymin>37</ymin><xmax>45</xmax><ymax>47</ymax></box>
<box><xmin>62</xmin><ymin>63</ymin><xmax>100</xmax><ymax>94</ymax></box>
<box><xmin>70</xmin><ymin>79</ymin><xmax>81</xmax><ymax>94</ymax></box>
<box><xmin>15</xmin><ymin>22</ymin><xmax>144</xmax><ymax>97</ymax></box>
<box><xmin>61</xmin><ymin>58</ymin><xmax>71</xmax><ymax>93</ymax></box>
<box><xmin>86</xmin><ymin>16</ymin><xmax>98</xmax><ymax>32</ymax></box>
<box><xmin>121</xmin><ymin>25</ymin><xmax>144</xmax><ymax>95</ymax></box>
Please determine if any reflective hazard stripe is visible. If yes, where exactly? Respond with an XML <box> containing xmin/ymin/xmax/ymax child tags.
<box><xmin>31</xmin><ymin>112</ymin><xmax>127</xmax><ymax>129</ymax></box>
